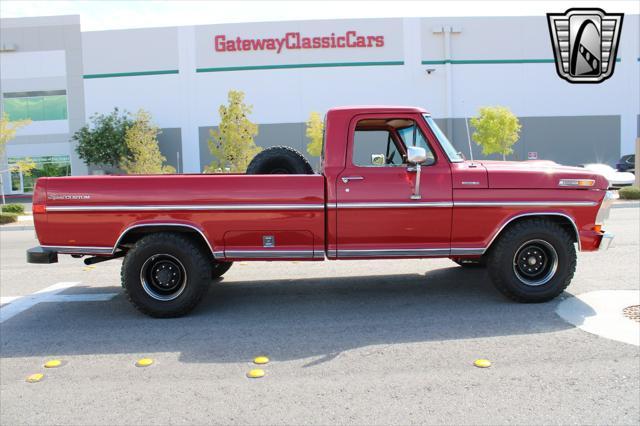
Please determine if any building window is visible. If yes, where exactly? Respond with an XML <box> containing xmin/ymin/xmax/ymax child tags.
<box><xmin>2</xmin><ymin>90</ymin><xmax>68</xmax><ymax>121</ymax></box>
<box><xmin>7</xmin><ymin>155</ymin><xmax>71</xmax><ymax>193</ymax></box>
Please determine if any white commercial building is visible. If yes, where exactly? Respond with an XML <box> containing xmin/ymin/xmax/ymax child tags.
<box><xmin>1</xmin><ymin>13</ymin><xmax>638</xmax><ymax>194</ymax></box>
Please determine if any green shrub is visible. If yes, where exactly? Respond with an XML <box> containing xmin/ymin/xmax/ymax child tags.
<box><xmin>0</xmin><ymin>203</ymin><xmax>25</xmax><ymax>214</ymax></box>
<box><xmin>0</xmin><ymin>212</ymin><xmax>18</xmax><ymax>225</ymax></box>
<box><xmin>619</xmin><ymin>186</ymin><xmax>640</xmax><ymax>200</ymax></box>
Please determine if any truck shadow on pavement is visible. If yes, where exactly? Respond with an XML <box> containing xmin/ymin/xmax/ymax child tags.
<box><xmin>1</xmin><ymin>266</ymin><xmax>591</xmax><ymax>364</ymax></box>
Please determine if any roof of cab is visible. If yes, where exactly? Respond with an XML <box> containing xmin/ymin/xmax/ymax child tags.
<box><xmin>327</xmin><ymin>105</ymin><xmax>430</xmax><ymax>114</ymax></box>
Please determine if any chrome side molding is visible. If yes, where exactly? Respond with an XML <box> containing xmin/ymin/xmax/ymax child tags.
<box><xmin>454</xmin><ymin>201</ymin><xmax>597</xmax><ymax>207</ymax></box>
<box><xmin>46</xmin><ymin>203</ymin><xmax>325</xmax><ymax>212</ymax></box>
<box><xmin>333</xmin><ymin>201</ymin><xmax>452</xmax><ymax>209</ymax></box>
<box><xmin>223</xmin><ymin>250</ymin><xmax>316</xmax><ymax>259</ymax></box>
<box><xmin>337</xmin><ymin>248</ymin><xmax>450</xmax><ymax>257</ymax></box>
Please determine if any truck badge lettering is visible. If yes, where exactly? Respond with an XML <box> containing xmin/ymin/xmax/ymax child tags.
<box><xmin>47</xmin><ymin>194</ymin><xmax>91</xmax><ymax>200</ymax></box>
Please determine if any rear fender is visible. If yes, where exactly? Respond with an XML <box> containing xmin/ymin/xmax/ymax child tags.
<box><xmin>114</xmin><ymin>221</ymin><xmax>221</xmax><ymax>259</ymax></box>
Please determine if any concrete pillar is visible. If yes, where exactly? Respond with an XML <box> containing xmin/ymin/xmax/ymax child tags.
<box><xmin>177</xmin><ymin>26</ymin><xmax>200</xmax><ymax>173</ymax></box>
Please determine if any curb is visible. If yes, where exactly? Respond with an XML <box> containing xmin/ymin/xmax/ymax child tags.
<box><xmin>612</xmin><ymin>201</ymin><xmax>640</xmax><ymax>208</ymax></box>
<box><xmin>0</xmin><ymin>225</ymin><xmax>35</xmax><ymax>232</ymax></box>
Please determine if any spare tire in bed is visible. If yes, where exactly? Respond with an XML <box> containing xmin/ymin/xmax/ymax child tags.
<box><xmin>246</xmin><ymin>146</ymin><xmax>314</xmax><ymax>174</ymax></box>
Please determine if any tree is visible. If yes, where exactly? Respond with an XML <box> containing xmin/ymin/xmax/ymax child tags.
<box><xmin>305</xmin><ymin>112</ymin><xmax>324</xmax><ymax>157</ymax></box>
<box><xmin>0</xmin><ymin>112</ymin><xmax>31</xmax><ymax>158</ymax></box>
<box><xmin>120</xmin><ymin>110</ymin><xmax>175</xmax><ymax>174</ymax></box>
<box><xmin>10</xmin><ymin>158</ymin><xmax>36</xmax><ymax>176</ymax></box>
<box><xmin>73</xmin><ymin>108</ymin><xmax>133</xmax><ymax>168</ymax></box>
<box><xmin>470</xmin><ymin>106</ymin><xmax>522</xmax><ymax>160</ymax></box>
<box><xmin>1</xmin><ymin>113</ymin><xmax>32</xmax><ymax>204</ymax></box>
<box><xmin>205</xmin><ymin>90</ymin><xmax>260</xmax><ymax>173</ymax></box>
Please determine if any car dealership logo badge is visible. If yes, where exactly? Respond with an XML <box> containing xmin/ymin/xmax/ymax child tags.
<box><xmin>547</xmin><ymin>8</ymin><xmax>623</xmax><ymax>83</ymax></box>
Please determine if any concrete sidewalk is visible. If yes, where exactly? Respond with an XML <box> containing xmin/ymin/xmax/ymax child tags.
<box><xmin>0</xmin><ymin>216</ymin><xmax>35</xmax><ymax>232</ymax></box>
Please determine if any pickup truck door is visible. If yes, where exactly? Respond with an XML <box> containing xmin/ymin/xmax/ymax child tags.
<box><xmin>334</xmin><ymin>113</ymin><xmax>453</xmax><ymax>258</ymax></box>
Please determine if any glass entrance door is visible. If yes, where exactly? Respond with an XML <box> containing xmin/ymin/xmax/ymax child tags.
<box><xmin>9</xmin><ymin>170</ymin><xmax>24</xmax><ymax>194</ymax></box>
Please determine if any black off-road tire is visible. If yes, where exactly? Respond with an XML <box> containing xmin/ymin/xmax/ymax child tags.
<box><xmin>452</xmin><ymin>257</ymin><xmax>486</xmax><ymax>267</ymax></box>
<box><xmin>487</xmin><ymin>219</ymin><xmax>576</xmax><ymax>303</ymax></box>
<box><xmin>212</xmin><ymin>261</ymin><xmax>233</xmax><ymax>279</ymax></box>
<box><xmin>121</xmin><ymin>233</ymin><xmax>211</xmax><ymax>318</ymax></box>
<box><xmin>246</xmin><ymin>146</ymin><xmax>314</xmax><ymax>174</ymax></box>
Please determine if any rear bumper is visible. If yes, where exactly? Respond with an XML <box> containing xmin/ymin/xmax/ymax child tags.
<box><xmin>598</xmin><ymin>232</ymin><xmax>615</xmax><ymax>251</ymax></box>
<box><xmin>27</xmin><ymin>246</ymin><xmax>58</xmax><ymax>264</ymax></box>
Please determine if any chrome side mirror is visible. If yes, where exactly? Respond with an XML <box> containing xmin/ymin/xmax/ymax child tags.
<box><xmin>371</xmin><ymin>153</ymin><xmax>385</xmax><ymax>166</ymax></box>
<box><xmin>406</xmin><ymin>146</ymin><xmax>427</xmax><ymax>200</ymax></box>
<box><xmin>407</xmin><ymin>146</ymin><xmax>427</xmax><ymax>164</ymax></box>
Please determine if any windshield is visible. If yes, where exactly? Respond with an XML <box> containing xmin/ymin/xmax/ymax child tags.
<box><xmin>423</xmin><ymin>114</ymin><xmax>464</xmax><ymax>163</ymax></box>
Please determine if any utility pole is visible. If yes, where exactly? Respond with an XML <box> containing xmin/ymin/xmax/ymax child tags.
<box><xmin>635</xmin><ymin>138</ymin><xmax>640</xmax><ymax>188</ymax></box>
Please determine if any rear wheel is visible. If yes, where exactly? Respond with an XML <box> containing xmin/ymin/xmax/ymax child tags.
<box><xmin>121</xmin><ymin>233</ymin><xmax>211</xmax><ymax>317</ymax></box>
<box><xmin>246</xmin><ymin>146</ymin><xmax>314</xmax><ymax>174</ymax></box>
<box><xmin>487</xmin><ymin>219</ymin><xmax>576</xmax><ymax>303</ymax></box>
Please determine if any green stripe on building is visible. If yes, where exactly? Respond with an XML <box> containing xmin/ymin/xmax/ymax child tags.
<box><xmin>83</xmin><ymin>70</ymin><xmax>179</xmax><ymax>79</ymax></box>
<box><xmin>422</xmin><ymin>58</ymin><xmax>622</xmax><ymax>65</ymax></box>
<box><xmin>422</xmin><ymin>59</ymin><xmax>554</xmax><ymax>65</ymax></box>
<box><xmin>82</xmin><ymin>57</ymin><xmax>628</xmax><ymax>78</ymax></box>
<box><xmin>196</xmin><ymin>61</ymin><xmax>404</xmax><ymax>73</ymax></box>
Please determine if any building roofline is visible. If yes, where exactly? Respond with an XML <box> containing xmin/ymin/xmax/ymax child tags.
<box><xmin>0</xmin><ymin>14</ymin><xmax>80</xmax><ymax>28</ymax></box>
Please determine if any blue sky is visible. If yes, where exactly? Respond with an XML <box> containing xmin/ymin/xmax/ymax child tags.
<box><xmin>1</xmin><ymin>1</ymin><xmax>637</xmax><ymax>31</ymax></box>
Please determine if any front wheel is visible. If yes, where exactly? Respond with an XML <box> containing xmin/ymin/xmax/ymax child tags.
<box><xmin>487</xmin><ymin>219</ymin><xmax>576</xmax><ymax>303</ymax></box>
<box><xmin>121</xmin><ymin>233</ymin><xmax>211</xmax><ymax>317</ymax></box>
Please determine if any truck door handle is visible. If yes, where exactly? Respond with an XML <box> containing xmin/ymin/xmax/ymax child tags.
<box><xmin>341</xmin><ymin>176</ymin><xmax>364</xmax><ymax>183</ymax></box>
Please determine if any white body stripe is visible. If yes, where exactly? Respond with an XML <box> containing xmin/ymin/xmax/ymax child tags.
<box><xmin>46</xmin><ymin>203</ymin><xmax>325</xmax><ymax>212</ymax></box>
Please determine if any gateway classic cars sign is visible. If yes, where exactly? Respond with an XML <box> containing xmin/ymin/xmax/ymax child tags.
<box><xmin>195</xmin><ymin>19</ymin><xmax>403</xmax><ymax>70</ymax></box>
<box><xmin>214</xmin><ymin>31</ymin><xmax>385</xmax><ymax>54</ymax></box>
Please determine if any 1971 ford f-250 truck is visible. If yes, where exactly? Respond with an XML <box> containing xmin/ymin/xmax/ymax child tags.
<box><xmin>27</xmin><ymin>106</ymin><xmax>615</xmax><ymax>317</ymax></box>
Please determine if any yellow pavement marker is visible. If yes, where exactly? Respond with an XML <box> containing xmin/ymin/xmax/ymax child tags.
<box><xmin>44</xmin><ymin>359</ymin><xmax>63</xmax><ymax>368</ymax></box>
<box><xmin>26</xmin><ymin>373</ymin><xmax>44</xmax><ymax>383</ymax></box>
<box><xmin>473</xmin><ymin>359</ymin><xmax>492</xmax><ymax>368</ymax></box>
<box><xmin>83</xmin><ymin>265</ymin><xmax>96</xmax><ymax>271</ymax></box>
<box><xmin>247</xmin><ymin>369</ymin><xmax>265</xmax><ymax>378</ymax></box>
<box><xmin>135</xmin><ymin>358</ymin><xmax>154</xmax><ymax>367</ymax></box>
<box><xmin>253</xmin><ymin>356</ymin><xmax>269</xmax><ymax>365</ymax></box>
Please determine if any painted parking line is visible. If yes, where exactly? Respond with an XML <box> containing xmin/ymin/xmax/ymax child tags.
<box><xmin>556</xmin><ymin>290</ymin><xmax>640</xmax><ymax>346</ymax></box>
<box><xmin>0</xmin><ymin>282</ymin><xmax>118</xmax><ymax>323</ymax></box>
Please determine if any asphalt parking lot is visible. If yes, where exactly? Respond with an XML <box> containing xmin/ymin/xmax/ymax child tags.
<box><xmin>1</xmin><ymin>205</ymin><xmax>639</xmax><ymax>425</ymax></box>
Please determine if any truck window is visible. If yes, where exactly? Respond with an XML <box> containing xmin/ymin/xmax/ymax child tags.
<box><xmin>396</xmin><ymin>124</ymin><xmax>435</xmax><ymax>165</ymax></box>
<box><xmin>353</xmin><ymin>130</ymin><xmax>402</xmax><ymax>166</ymax></box>
<box><xmin>423</xmin><ymin>114</ymin><xmax>463</xmax><ymax>162</ymax></box>
<box><xmin>352</xmin><ymin>118</ymin><xmax>435</xmax><ymax>167</ymax></box>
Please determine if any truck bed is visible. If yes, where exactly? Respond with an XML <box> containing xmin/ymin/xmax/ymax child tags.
<box><xmin>35</xmin><ymin>174</ymin><xmax>326</xmax><ymax>260</ymax></box>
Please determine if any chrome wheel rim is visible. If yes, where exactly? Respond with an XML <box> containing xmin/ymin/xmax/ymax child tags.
<box><xmin>512</xmin><ymin>239</ymin><xmax>558</xmax><ymax>287</ymax></box>
<box><xmin>140</xmin><ymin>254</ymin><xmax>187</xmax><ymax>301</ymax></box>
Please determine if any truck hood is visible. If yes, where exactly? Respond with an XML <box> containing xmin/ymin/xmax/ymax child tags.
<box><xmin>476</xmin><ymin>160</ymin><xmax>609</xmax><ymax>190</ymax></box>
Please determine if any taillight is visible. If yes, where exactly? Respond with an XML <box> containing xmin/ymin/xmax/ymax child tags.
<box><xmin>32</xmin><ymin>178</ymin><xmax>47</xmax><ymax>214</ymax></box>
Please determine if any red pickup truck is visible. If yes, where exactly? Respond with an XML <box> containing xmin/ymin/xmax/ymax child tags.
<box><xmin>28</xmin><ymin>106</ymin><xmax>615</xmax><ymax>317</ymax></box>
